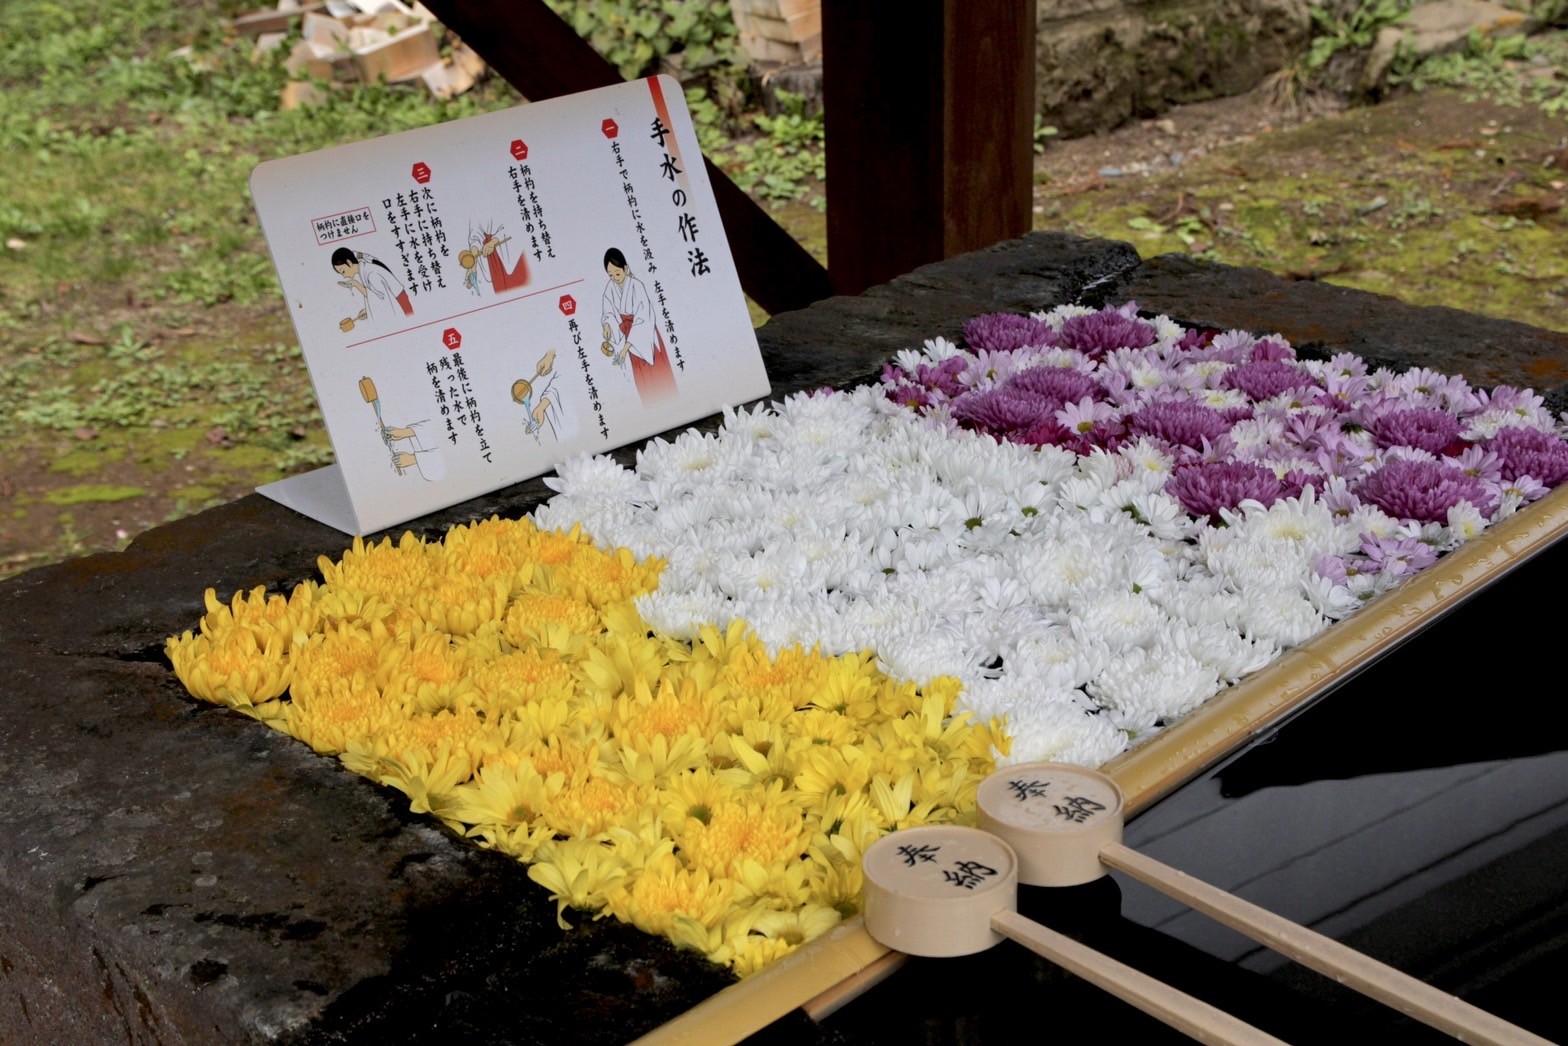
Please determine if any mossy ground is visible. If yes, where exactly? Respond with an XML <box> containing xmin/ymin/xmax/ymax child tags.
<box><xmin>1036</xmin><ymin>81</ymin><xmax>1568</xmax><ymax>335</ymax></box>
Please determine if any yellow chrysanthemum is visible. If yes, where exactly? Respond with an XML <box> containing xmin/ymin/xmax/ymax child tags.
<box><xmin>467</xmin><ymin>648</ymin><xmax>578</xmax><ymax>712</ymax></box>
<box><xmin>165</xmin><ymin>515</ymin><xmax>1011</xmax><ymax>978</ymax></box>
<box><xmin>318</xmin><ymin>532</ymin><xmax>436</xmax><ymax>602</ymax></box>
<box><xmin>502</xmin><ymin>592</ymin><xmax>602</xmax><ymax>646</ymax></box>
<box><xmin>655</xmin><ymin>767</ymin><xmax>748</xmax><ymax>830</ymax></box>
<box><xmin>527</xmin><ymin>836</ymin><xmax>632</xmax><ymax>929</ymax></box>
<box><xmin>448</xmin><ymin>757</ymin><xmax>561</xmax><ymax>832</ymax></box>
<box><xmin>355</xmin><ymin>742</ymin><xmax>475</xmax><ymax>830</ymax></box>
<box><xmin>165</xmin><ymin>625</ymin><xmax>291</xmax><ymax>716</ymax></box>
<box><xmin>284</xmin><ymin>674</ymin><xmax>395</xmax><ymax>755</ymax></box>
<box><xmin>409</xmin><ymin>574</ymin><xmax>511</xmax><ymax>637</ymax></box>
<box><xmin>783</xmin><ymin>707</ymin><xmax>861</xmax><ymax>748</ymax></box>
<box><xmin>677</xmin><ymin>792</ymin><xmax>804</xmax><ymax>880</ymax></box>
<box><xmin>604</xmin><ymin>852</ymin><xmax>734</xmax><ymax>937</ymax></box>
<box><xmin>792</xmin><ymin>745</ymin><xmax>875</xmax><ymax>805</ymax></box>
<box><xmin>199</xmin><ymin>583</ymin><xmax>319</xmax><ymax>649</ymax></box>
<box><xmin>542</xmin><ymin>773</ymin><xmax>653</xmax><ymax>838</ymax></box>
<box><xmin>288</xmin><ymin>620</ymin><xmax>386</xmax><ymax>703</ymax></box>
<box><xmin>375</xmin><ymin>629</ymin><xmax>475</xmax><ymax>713</ymax></box>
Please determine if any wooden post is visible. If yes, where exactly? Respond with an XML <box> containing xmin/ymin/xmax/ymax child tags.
<box><xmin>822</xmin><ymin>0</ymin><xmax>1036</xmax><ymax>296</ymax></box>
<box><xmin>418</xmin><ymin>0</ymin><xmax>834</xmax><ymax>317</ymax></box>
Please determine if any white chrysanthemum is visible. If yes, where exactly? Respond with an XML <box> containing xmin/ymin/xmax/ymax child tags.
<box><xmin>1446</xmin><ymin>501</ymin><xmax>1489</xmax><ymax>541</ymax></box>
<box><xmin>1159</xmin><ymin>621</ymin><xmax>1279</xmax><ymax>683</ymax></box>
<box><xmin>1087</xmin><ymin>645</ymin><xmax>1220</xmax><ymax>723</ymax></box>
<box><xmin>1236</xmin><ymin>589</ymin><xmax>1329</xmax><ymax>647</ymax></box>
<box><xmin>1150</xmin><ymin>578</ymin><xmax>1246</xmax><ymax>631</ymax></box>
<box><xmin>1016</xmin><ymin>535</ymin><xmax>1117</xmax><ymax>607</ymax></box>
<box><xmin>1069</xmin><ymin>590</ymin><xmax>1165</xmax><ymax>652</ymax></box>
<box><xmin>922</xmin><ymin>335</ymin><xmax>964</xmax><ymax>361</ymax></box>
<box><xmin>991</xmin><ymin>696</ymin><xmax>1127</xmax><ymax>769</ymax></box>
<box><xmin>1003</xmin><ymin>629</ymin><xmax>1113</xmax><ymax>691</ymax></box>
<box><xmin>542</xmin><ymin>453</ymin><xmax>646</xmax><ymax>501</ymax></box>
<box><xmin>636</xmin><ymin>584</ymin><xmax>733</xmax><ymax>640</ymax></box>
<box><xmin>1300</xmin><ymin>572</ymin><xmax>1366</xmax><ymax>621</ymax></box>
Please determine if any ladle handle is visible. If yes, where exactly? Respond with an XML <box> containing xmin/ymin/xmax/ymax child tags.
<box><xmin>990</xmin><ymin>908</ymin><xmax>1290</xmax><ymax>1046</ymax></box>
<box><xmin>1099</xmin><ymin>842</ymin><xmax>1553</xmax><ymax>1046</ymax></box>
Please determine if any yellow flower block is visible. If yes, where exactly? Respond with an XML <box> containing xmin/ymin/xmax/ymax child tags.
<box><xmin>165</xmin><ymin>515</ymin><xmax>1009</xmax><ymax>977</ymax></box>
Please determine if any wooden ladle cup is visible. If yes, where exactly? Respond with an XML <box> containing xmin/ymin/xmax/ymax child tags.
<box><xmin>862</xmin><ymin>825</ymin><xmax>1287</xmax><ymax>1046</ymax></box>
<box><xmin>975</xmin><ymin>762</ymin><xmax>1551</xmax><ymax>1046</ymax></box>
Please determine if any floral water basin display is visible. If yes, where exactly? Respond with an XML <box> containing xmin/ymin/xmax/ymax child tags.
<box><xmin>166</xmin><ymin>301</ymin><xmax>1568</xmax><ymax>979</ymax></box>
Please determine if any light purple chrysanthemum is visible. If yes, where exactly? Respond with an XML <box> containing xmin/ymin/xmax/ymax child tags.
<box><xmin>1058</xmin><ymin>307</ymin><xmax>1158</xmax><ymax>357</ymax></box>
<box><xmin>1354</xmin><ymin>458</ymin><xmax>1498</xmax><ymax>524</ymax></box>
<box><xmin>1126</xmin><ymin>400</ymin><xmax>1233</xmax><ymax>450</ymax></box>
<box><xmin>1486</xmin><ymin>426</ymin><xmax>1568</xmax><ymax>486</ymax></box>
<box><xmin>1366</xmin><ymin>407</ymin><xmax>1463</xmax><ymax>455</ymax></box>
<box><xmin>1166</xmin><ymin>461</ymin><xmax>1286</xmax><ymax>521</ymax></box>
<box><xmin>1221</xmin><ymin>360</ymin><xmax>1321</xmax><ymax>402</ymax></box>
<box><xmin>962</xmin><ymin>312</ymin><xmax>1059</xmax><ymax>353</ymax></box>
<box><xmin>1360</xmin><ymin>533</ymin><xmax>1440</xmax><ymax>576</ymax></box>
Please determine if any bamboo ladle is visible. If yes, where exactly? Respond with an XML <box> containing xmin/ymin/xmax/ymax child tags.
<box><xmin>975</xmin><ymin>762</ymin><xmax>1553</xmax><ymax>1046</ymax></box>
<box><xmin>862</xmin><ymin>825</ymin><xmax>1289</xmax><ymax>1046</ymax></box>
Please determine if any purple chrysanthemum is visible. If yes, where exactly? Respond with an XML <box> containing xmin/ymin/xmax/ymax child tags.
<box><xmin>1248</xmin><ymin>337</ymin><xmax>1295</xmax><ymax>363</ymax></box>
<box><xmin>1486</xmin><ymin>426</ymin><xmax>1568</xmax><ymax>486</ymax></box>
<box><xmin>1058</xmin><ymin>308</ymin><xmax>1157</xmax><ymax>357</ymax></box>
<box><xmin>1355</xmin><ymin>458</ymin><xmax>1498</xmax><ymax>524</ymax></box>
<box><xmin>1126</xmin><ymin>400</ymin><xmax>1233</xmax><ymax>450</ymax></box>
<box><xmin>915</xmin><ymin>355</ymin><xmax>969</xmax><ymax>398</ymax></box>
<box><xmin>1166</xmin><ymin>461</ymin><xmax>1286</xmax><ymax>521</ymax></box>
<box><xmin>1005</xmin><ymin>366</ymin><xmax>1105</xmax><ymax>408</ymax></box>
<box><xmin>1221</xmin><ymin>360</ymin><xmax>1321</xmax><ymax>402</ymax></box>
<box><xmin>950</xmin><ymin>387</ymin><xmax>1054</xmax><ymax>434</ymax></box>
<box><xmin>962</xmin><ymin>312</ymin><xmax>1059</xmax><ymax>353</ymax></box>
<box><xmin>1366</xmin><ymin>407</ymin><xmax>1464</xmax><ymax>455</ymax></box>
<box><xmin>1010</xmin><ymin>417</ymin><xmax>1073</xmax><ymax>448</ymax></box>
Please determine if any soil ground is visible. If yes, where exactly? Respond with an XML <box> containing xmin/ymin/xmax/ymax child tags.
<box><xmin>4</xmin><ymin>62</ymin><xmax>1566</xmax><ymax>579</ymax></box>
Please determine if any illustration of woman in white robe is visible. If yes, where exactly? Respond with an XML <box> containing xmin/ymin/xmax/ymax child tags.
<box><xmin>599</xmin><ymin>247</ymin><xmax>677</xmax><ymax>404</ymax></box>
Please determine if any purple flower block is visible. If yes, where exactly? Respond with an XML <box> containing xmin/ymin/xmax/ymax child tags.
<box><xmin>962</xmin><ymin>312</ymin><xmax>1059</xmax><ymax>353</ymax></box>
<box><xmin>1166</xmin><ymin>460</ymin><xmax>1286</xmax><ymax>522</ymax></box>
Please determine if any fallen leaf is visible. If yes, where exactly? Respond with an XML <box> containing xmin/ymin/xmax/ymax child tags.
<box><xmin>68</xmin><ymin>331</ymin><xmax>108</xmax><ymax>346</ymax></box>
<box><xmin>1435</xmin><ymin>140</ymin><xmax>1479</xmax><ymax>151</ymax></box>
<box><xmin>170</xmin><ymin>326</ymin><xmax>197</xmax><ymax>336</ymax></box>
<box><xmin>1491</xmin><ymin>195</ymin><xmax>1563</xmax><ymax>219</ymax></box>
<box><xmin>4</xmin><ymin>237</ymin><xmax>25</xmax><ymax>251</ymax></box>
<box><xmin>74</xmin><ymin>427</ymin><xmax>99</xmax><ymax>441</ymax></box>
<box><xmin>205</xmin><ymin>427</ymin><xmax>235</xmax><ymax>447</ymax></box>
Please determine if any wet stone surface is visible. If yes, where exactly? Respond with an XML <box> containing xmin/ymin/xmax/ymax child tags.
<box><xmin>3</xmin><ymin>232</ymin><xmax>1567</xmax><ymax>1043</ymax></box>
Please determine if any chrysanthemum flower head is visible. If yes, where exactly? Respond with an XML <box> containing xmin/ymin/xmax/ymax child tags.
<box><xmin>1486</xmin><ymin>425</ymin><xmax>1568</xmax><ymax>486</ymax></box>
<box><xmin>1166</xmin><ymin>460</ymin><xmax>1285</xmax><ymax>522</ymax></box>
<box><xmin>962</xmin><ymin>311</ymin><xmax>1059</xmax><ymax>353</ymax></box>
<box><xmin>1355</xmin><ymin>458</ymin><xmax>1498</xmax><ymax>524</ymax></box>
<box><xmin>1057</xmin><ymin>304</ymin><xmax>1158</xmax><ymax>358</ymax></box>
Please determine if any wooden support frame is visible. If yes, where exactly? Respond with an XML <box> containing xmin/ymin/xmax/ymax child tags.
<box><xmin>821</xmin><ymin>1</ymin><xmax>1037</xmax><ymax>296</ymax></box>
<box><xmin>418</xmin><ymin>0</ymin><xmax>834</xmax><ymax>316</ymax></box>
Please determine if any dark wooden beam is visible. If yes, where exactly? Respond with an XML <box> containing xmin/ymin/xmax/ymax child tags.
<box><xmin>822</xmin><ymin>1</ymin><xmax>1036</xmax><ymax>296</ymax></box>
<box><xmin>419</xmin><ymin>0</ymin><xmax>833</xmax><ymax>316</ymax></box>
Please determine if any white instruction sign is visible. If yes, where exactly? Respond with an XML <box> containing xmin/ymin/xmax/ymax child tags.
<box><xmin>250</xmin><ymin>75</ymin><xmax>769</xmax><ymax>535</ymax></box>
